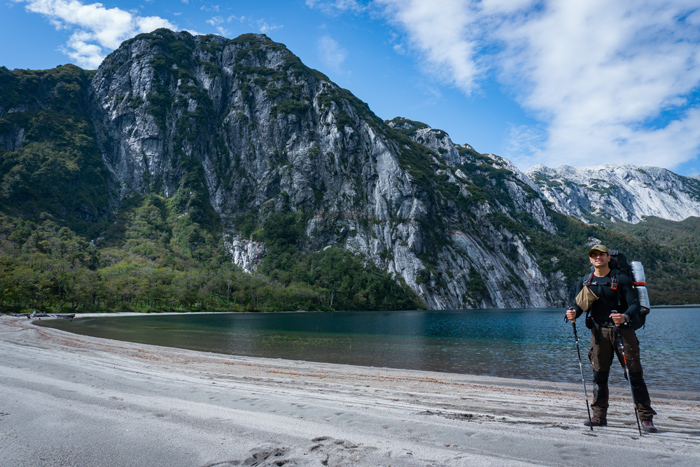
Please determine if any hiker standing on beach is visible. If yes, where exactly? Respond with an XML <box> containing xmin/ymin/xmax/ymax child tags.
<box><xmin>565</xmin><ymin>244</ymin><xmax>658</xmax><ymax>432</ymax></box>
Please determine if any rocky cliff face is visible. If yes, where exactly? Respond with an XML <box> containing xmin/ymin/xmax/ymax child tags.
<box><xmin>83</xmin><ymin>29</ymin><xmax>573</xmax><ymax>309</ymax></box>
<box><xmin>6</xmin><ymin>30</ymin><xmax>700</xmax><ymax>309</ymax></box>
<box><xmin>526</xmin><ymin>164</ymin><xmax>700</xmax><ymax>224</ymax></box>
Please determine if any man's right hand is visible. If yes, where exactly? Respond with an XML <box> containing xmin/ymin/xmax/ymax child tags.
<box><xmin>565</xmin><ymin>308</ymin><xmax>577</xmax><ymax>321</ymax></box>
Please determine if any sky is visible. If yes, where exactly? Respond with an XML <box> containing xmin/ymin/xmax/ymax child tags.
<box><xmin>2</xmin><ymin>1</ymin><xmax>700</xmax><ymax>177</ymax></box>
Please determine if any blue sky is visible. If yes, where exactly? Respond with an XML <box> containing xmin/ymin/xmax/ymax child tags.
<box><xmin>2</xmin><ymin>1</ymin><xmax>700</xmax><ymax>177</ymax></box>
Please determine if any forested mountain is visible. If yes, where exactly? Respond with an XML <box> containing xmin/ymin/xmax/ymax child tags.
<box><xmin>1</xmin><ymin>29</ymin><xmax>699</xmax><ymax>313</ymax></box>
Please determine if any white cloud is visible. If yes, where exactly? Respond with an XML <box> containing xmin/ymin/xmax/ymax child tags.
<box><xmin>207</xmin><ymin>16</ymin><xmax>223</xmax><ymax>26</ymax></box>
<box><xmin>255</xmin><ymin>19</ymin><xmax>282</xmax><ymax>35</ymax></box>
<box><xmin>206</xmin><ymin>15</ymin><xmax>229</xmax><ymax>35</ymax></box>
<box><xmin>376</xmin><ymin>0</ymin><xmax>482</xmax><ymax>95</ymax></box>
<box><xmin>203</xmin><ymin>14</ymin><xmax>278</xmax><ymax>38</ymax></box>
<box><xmin>16</xmin><ymin>0</ymin><xmax>177</xmax><ymax>68</ymax></box>
<box><xmin>373</xmin><ymin>0</ymin><xmax>700</xmax><ymax>171</ymax></box>
<box><xmin>500</xmin><ymin>0</ymin><xmax>700</xmax><ymax>170</ymax></box>
<box><xmin>505</xmin><ymin>124</ymin><xmax>547</xmax><ymax>163</ymax></box>
<box><xmin>318</xmin><ymin>35</ymin><xmax>347</xmax><ymax>73</ymax></box>
<box><xmin>305</xmin><ymin>0</ymin><xmax>366</xmax><ymax>15</ymax></box>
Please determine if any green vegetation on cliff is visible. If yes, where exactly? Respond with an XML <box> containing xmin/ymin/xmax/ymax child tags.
<box><xmin>0</xmin><ymin>197</ymin><xmax>422</xmax><ymax>314</ymax></box>
<box><xmin>2</xmin><ymin>32</ymin><xmax>699</xmax><ymax>314</ymax></box>
<box><xmin>0</xmin><ymin>172</ymin><xmax>422</xmax><ymax>313</ymax></box>
<box><xmin>0</xmin><ymin>65</ymin><xmax>110</xmax><ymax>237</ymax></box>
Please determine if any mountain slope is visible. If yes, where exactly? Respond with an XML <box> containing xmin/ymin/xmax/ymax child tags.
<box><xmin>526</xmin><ymin>164</ymin><xmax>700</xmax><ymax>224</ymax></box>
<box><xmin>0</xmin><ymin>65</ymin><xmax>115</xmax><ymax>236</ymax></box>
<box><xmin>2</xmin><ymin>29</ymin><xmax>699</xmax><ymax>311</ymax></box>
<box><xmin>86</xmin><ymin>29</ymin><xmax>574</xmax><ymax>309</ymax></box>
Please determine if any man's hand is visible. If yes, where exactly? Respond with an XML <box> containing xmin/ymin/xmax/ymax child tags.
<box><xmin>610</xmin><ymin>313</ymin><xmax>627</xmax><ymax>325</ymax></box>
<box><xmin>565</xmin><ymin>308</ymin><xmax>577</xmax><ymax>321</ymax></box>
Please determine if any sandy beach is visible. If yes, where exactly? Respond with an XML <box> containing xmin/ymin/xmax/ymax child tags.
<box><xmin>1</xmin><ymin>314</ymin><xmax>698</xmax><ymax>466</ymax></box>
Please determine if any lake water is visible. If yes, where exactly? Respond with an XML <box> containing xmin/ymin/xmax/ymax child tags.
<box><xmin>38</xmin><ymin>307</ymin><xmax>700</xmax><ymax>392</ymax></box>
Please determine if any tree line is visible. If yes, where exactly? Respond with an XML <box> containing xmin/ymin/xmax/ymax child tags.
<box><xmin>0</xmin><ymin>213</ymin><xmax>422</xmax><ymax>314</ymax></box>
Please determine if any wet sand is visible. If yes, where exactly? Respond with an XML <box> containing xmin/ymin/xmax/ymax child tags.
<box><xmin>1</xmin><ymin>314</ymin><xmax>699</xmax><ymax>466</ymax></box>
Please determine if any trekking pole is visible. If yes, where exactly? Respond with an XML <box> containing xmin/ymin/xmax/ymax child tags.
<box><xmin>612</xmin><ymin>322</ymin><xmax>643</xmax><ymax>436</ymax></box>
<box><xmin>565</xmin><ymin>315</ymin><xmax>593</xmax><ymax>430</ymax></box>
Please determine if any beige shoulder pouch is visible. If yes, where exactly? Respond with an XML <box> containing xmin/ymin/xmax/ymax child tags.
<box><xmin>575</xmin><ymin>284</ymin><xmax>599</xmax><ymax>312</ymax></box>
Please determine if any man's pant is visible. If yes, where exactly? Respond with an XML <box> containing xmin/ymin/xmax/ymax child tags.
<box><xmin>588</xmin><ymin>326</ymin><xmax>656</xmax><ymax>421</ymax></box>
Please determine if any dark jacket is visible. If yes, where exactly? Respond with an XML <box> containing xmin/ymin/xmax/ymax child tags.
<box><xmin>572</xmin><ymin>270</ymin><xmax>641</xmax><ymax>327</ymax></box>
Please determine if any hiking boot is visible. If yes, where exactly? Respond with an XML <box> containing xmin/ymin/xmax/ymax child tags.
<box><xmin>641</xmin><ymin>420</ymin><xmax>658</xmax><ymax>433</ymax></box>
<box><xmin>584</xmin><ymin>416</ymin><xmax>607</xmax><ymax>427</ymax></box>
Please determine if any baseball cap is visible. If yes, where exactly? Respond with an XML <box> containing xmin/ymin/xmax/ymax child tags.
<box><xmin>588</xmin><ymin>244</ymin><xmax>609</xmax><ymax>256</ymax></box>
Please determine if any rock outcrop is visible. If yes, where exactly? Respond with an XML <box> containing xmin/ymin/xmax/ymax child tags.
<box><xmin>16</xmin><ymin>30</ymin><xmax>699</xmax><ymax>309</ymax></box>
<box><xmin>526</xmin><ymin>164</ymin><xmax>700</xmax><ymax>224</ymax></box>
<box><xmin>85</xmin><ymin>30</ymin><xmax>570</xmax><ymax>309</ymax></box>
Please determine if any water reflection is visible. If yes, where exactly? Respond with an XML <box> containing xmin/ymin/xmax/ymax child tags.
<box><xmin>37</xmin><ymin>308</ymin><xmax>700</xmax><ymax>392</ymax></box>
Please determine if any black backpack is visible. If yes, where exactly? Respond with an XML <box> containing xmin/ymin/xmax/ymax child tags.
<box><xmin>584</xmin><ymin>249</ymin><xmax>650</xmax><ymax>330</ymax></box>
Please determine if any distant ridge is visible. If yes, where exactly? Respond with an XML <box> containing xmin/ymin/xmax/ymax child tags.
<box><xmin>526</xmin><ymin>164</ymin><xmax>700</xmax><ymax>224</ymax></box>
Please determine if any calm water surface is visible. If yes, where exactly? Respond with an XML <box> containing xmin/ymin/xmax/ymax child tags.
<box><xmin>38</xmin><ymin>307</ymin><xmax>700</xmax><ymax>392</ymax></box>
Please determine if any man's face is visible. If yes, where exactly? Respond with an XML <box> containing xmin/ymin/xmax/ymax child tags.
<box><xmin>589</xmin><ymin>251</ymin><xmax>610</xmax><ymax>268</ymax></box>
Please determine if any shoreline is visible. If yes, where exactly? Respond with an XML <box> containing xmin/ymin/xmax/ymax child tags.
<box><xmin>32</xmin><ymin>310</ymin><xmax>700</xmax><ymax>397</ymax></box>
<box><xmin>1</xmin><ymin>315</ymin><xmax>699</xmax><ymax>466</ymax></box>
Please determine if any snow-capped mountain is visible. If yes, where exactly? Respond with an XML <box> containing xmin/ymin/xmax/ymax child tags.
<box><xmin>525</xmin><ymin>164</ymin><xmax>700</xmax><ymax>224</ymax></box>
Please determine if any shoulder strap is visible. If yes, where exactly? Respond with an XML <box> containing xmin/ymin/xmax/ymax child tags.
<box><xmin>610</xmin><ymin>269</ymin><xmax>622</xmax><ymax>308</ymax></box>
<box><xmin>609</xmin><ymin>269</ymin><xmax>619</xmax><ymax>291</ymax></box>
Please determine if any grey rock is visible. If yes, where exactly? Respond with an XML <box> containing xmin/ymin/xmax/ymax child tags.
<box><xmin>526</xmin><ymin>164</ymin><xmax>700</xmax><ymax>224</ymax></box>
<box><xmin>84</xmin><ymin>30</ymin><xmax>574</xmax><ymax>309</ymax></box>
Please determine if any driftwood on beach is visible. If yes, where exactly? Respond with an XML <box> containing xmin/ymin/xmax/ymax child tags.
<box><xmin>9</xmin><ymin>312</ymin><xmax>74</xmax><ymax>319</ymax></box>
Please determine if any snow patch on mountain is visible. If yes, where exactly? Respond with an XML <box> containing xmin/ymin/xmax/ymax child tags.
<box><xmin>525</xmin><ymin>164</ymin><xmax>700</xmax><ymax>224</ymax></box>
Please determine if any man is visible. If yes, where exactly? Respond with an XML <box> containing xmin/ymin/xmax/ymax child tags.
<box><xmin>565</xmin><ymin>244</ymin><xmax>657</xmax><ymax>433</ymax></box>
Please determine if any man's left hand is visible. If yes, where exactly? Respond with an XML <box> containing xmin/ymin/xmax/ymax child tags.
<box><xmin>609</xmin><ymin>313</ymin><xmax>627</xmax><ymax>325</ymax></box>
